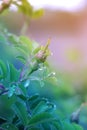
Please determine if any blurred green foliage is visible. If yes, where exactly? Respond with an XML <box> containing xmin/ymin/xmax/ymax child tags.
<box><xmin>0</xmin><ymin>0</ymin><xmax>44</xmax><ymax>18</ymax></box>
<box><xmin>0</xmin><ymin>27</ymin><xmax>84</xmax><ymax>130</ymax></box>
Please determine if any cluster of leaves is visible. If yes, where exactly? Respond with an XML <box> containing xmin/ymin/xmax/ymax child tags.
<box><xmin>0</xmin><ymin>0</ymin><xmax>44</xmax><ymax>18</ymax></box>
<box><xmin>0</xmin><ymin>29</ymin><xmax>84</xmax><ymax>130</ymax></box>
<box><xmin>0</xmin><ymin>0</ymin><xmax>44</xmax><ymax>35</ymax></box>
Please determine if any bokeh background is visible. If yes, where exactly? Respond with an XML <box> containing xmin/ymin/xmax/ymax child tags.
<box><xmin>1</xmin><ymin>0</ymin><xmax>87</xmax><ymax>72</ymax></box>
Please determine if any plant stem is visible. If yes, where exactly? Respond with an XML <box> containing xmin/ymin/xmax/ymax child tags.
<box><xmin>20</xmin><ymin>16</ymin><xmax>30</xmax><ymax>35</ymax></box>
<box><xmin>0</xmin><ymin>90</ymin><xmax>8</xmax><ymax>96</ymax></box>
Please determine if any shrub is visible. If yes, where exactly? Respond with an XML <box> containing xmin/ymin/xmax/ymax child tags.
<box><xmin>0</xmin><ymin>0</ymin><xmax>84</xmax><ymax>130</ymax></box>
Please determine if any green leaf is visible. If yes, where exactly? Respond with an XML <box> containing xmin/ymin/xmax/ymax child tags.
<box><xmin>0</xmin><ymin>60</ymin><xmax>7</xmax><ymax>78</ymax></box>
<box><xmin>73</xmin><ymin>123</ymin><xmax>83</xmax><ymax>130</ymax></box>
<box><xmin>15</xmin><ymin>46</ymin><xmax>28</xmax><ymax>58</ymax></box>
<box><xmin>28</xmin><ymin>94</ymin><xmax>39</xmax><ymax>102</ymax></box>
<box><xmin>28</xmin><ymin>112</ymin><xmax>56</xmax><ymax>128</ymax></box>
<box><xmin>63</xmin><ymin>122</ymin><xmax>83</xmax><ymax>130</ymax></box>
<box><xmin>63</xmin><ymin>122</ymin><xmax>74</xmax><ymax>130</ymax></box>
<box><xmin>32</xmin><ymin>9</ymin><xmax>44</xmax><ymax>19</ymax></box>
<box><xmin>13</xmin><ymin>101</ymin><xmax>29</xmax><ymax>125</ymax></box>
<box><xmin>28</xmin><ymin>94</ymin><xmax>41</xmax><ymax>110</ymax></box>
<box><xmin>32</xmin><ymin>101</ymin><xmax>48</xmax><ymax>115</ymax></box>
<box><xmin>18</xmin><ymin>0</ymin><xmax>33</xmax><ymax>16</ymax></box>
<box><xmin>18</xmin><ymin>94</ymin><xmax>26</xmax><ymax>101</ymax></box>
<box><xmin>32</xmin><ymin>41</ymin><xmax>39</xmax><ymax>50</ymax></box>
<box><xmin>8</xmin><ymin>34</ymin><xmax>18</xmax><ymax>45</ymax></box>
<box><xmin>52</xmin><ymin>121</ymin><xmax>63</xmax><ymax>130</ymax></box>
<box><xmin>19</xmin><ymin>36</ymin><xmax>33</xmax><ymax>53</ymax></box>
<box><xmin>19</xmin><ymin>84</ymin><xmax>27</xmax><ymax>96</ymax></box>
<box><xmin>8</xmin><ymin>63</ymin><xmax>19</xmax><ymax>82</ymax></box>
<box><xmin>0</xmin><ymin>95</ymin><xmax>16</xmax><ymax>122</ymax></box>
<box><xmin>33</xmin><ymin>46</ymin><xmax>41</xmax><ymax>55</ymax></box>
<box><xmin>16</xmin><ymin>55</ymin><xmax>26</xmax><ymax>64</ymax></box>
<box><xmin>1</xmin><ymin>123</ymin><xmax>18</xmax><ymax>130</ymax></box>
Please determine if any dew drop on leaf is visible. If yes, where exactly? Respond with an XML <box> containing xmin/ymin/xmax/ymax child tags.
<box><xmin>24</xmin><ymin>79</ymin><xmax>30</xmax><ymax>88</ymax></box>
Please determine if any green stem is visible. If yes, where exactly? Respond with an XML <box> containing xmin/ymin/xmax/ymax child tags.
<box><xmin>20</xmin><ymin>16</ymin><xmax>30</xmax><ymax>35</ymax></box>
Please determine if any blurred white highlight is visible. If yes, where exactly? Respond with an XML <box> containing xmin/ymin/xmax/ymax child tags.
<box><xmin>29</xmin><ymin>0</ymin><xmax>86</xmax><ymax>11</ymax></box>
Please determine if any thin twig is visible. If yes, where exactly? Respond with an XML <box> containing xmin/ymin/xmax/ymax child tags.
<box><xmin>0</xmin><ymin>90</ymin><xmax>8</xmax><ymax>96</ymax></box>
<box><xmin>0</xmin><ymin>0</ymin><xmax>13</xmax><ymax>14</ymax></box>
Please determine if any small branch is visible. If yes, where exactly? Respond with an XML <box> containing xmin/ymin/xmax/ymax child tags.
<box><xmin>19</xmin><ymin>58</ymin><xmax>31</xmax><ymax>81</ymax></box>
<box><xmin>70</xmin><ymin>102</ymin><xmax>87</xmax><ymax>123</ymax></box>
<box><xmin>19</xmin><ymin>55</ymin><xmax>34</xmax><ymax>81</ymax></box>
<box><xmin>20</xmin><ymin>15</ymin><xmax>30</xmax><ymax>35</ymax></box>
<box><xmin>0</xmin><ymin>0</ymin><xmax>12</xmax><ymax>14</ymax></box>
<box><xmin>0</xmin><ymin>90</ymin><xmax>8</xmax><ymax>96</ymax></box>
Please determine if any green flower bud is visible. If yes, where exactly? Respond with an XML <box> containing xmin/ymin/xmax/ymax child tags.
<box><xmin>35</xmin><ymin>39</ymin><xmax>51</xmax><ymax>63</ymax></box>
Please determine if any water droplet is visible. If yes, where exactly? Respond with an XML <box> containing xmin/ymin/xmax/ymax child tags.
<box><xmin>24</xmin><ymin>80</ymin><xmax>30</xmax><ymax>88</ymax></box>
<box><xmin>48</xmin><ymin>72</ymin><xmax>56</xmax><ymax>77</ymax></box>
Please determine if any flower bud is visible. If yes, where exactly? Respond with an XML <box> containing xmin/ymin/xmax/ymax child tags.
<box><xmin>70</xmin><ymin>109</ymin><xmax>80</xmax><ymax>124</ymax></box>
<box><xmin>35</xmin><ymin>39</ymin><xmax>51</xmax><ymax>63</ymax></box>
<box><xmin>70</xmin><ymin>103</ymin><xmax>86</xmax><ymax>124</ymax></box>
<box><xmin>35</xmin><ymin>50</ymin><xmax>46</xmax><ymax>62</ymax></box>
